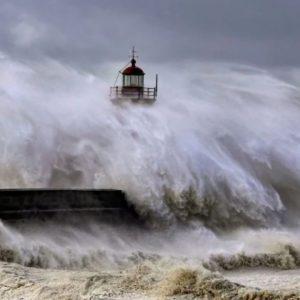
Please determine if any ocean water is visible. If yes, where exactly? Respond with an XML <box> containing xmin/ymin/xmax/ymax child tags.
<box><xmin>0</xmin><ymin>54</ymin><xmax>299</xmax><ymax>299</ymax></box>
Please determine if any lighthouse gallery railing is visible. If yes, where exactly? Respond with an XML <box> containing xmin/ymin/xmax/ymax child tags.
<box><xmin>110</xmin><ymin>86</ymin><xmax>157</xmax><ymax>101</ymax></box>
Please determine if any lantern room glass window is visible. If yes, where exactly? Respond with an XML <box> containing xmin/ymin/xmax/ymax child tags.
<box><xmin>123</xmin><ymin>75</ymin><xmax>144</xmax><ymax>87</ymax></box>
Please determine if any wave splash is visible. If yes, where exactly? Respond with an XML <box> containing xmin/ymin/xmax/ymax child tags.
<box><xmin>0</xmin><ymin>57</ymin><xmax>300</xmax><ymax>228</ymax></box>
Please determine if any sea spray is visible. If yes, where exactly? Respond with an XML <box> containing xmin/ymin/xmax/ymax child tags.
<box><xmin>0</xmin><ymin>56</ymin><xmax>300</xmax><ymax>228</ymax></box>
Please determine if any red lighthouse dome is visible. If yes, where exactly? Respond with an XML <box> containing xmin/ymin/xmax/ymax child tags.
<box><xmin>122</xmin><ymin>58</ymin><xmax>145</xmax><ymax>76</ymax></box>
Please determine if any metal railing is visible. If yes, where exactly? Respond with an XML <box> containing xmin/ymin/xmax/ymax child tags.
<box><xmin>110</xmin><ymin>86</ymin><xmax>157</xmax><ymax>101</ymax></box>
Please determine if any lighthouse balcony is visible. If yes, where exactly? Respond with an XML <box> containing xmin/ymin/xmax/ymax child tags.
<box><xmin>110</xmin><ymin>86</ymin><xmax>157</xmax><ymax>103</ymax></box>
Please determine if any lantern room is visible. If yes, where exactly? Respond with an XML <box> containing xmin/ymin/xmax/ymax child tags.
<box><xmin>122</xmin><ymin>58</ymin><xmax>145</xmax><ymax>87</ymax></box>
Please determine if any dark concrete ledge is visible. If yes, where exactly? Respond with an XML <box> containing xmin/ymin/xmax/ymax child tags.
<box><xmin>0</xmin><ymin>189</ymin><xmax>135</xmax><ymax>219</ymax></box>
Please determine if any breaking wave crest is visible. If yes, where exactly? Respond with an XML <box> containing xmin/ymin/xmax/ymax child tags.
<box><xmin>0</xmin><ymin>216</ymin><xmax>299</xmax><ymax>273</ymax></box>
<box><xmin>157</xmin><ymin>268</ymin><xmax>298</xmax><ymax>299</ymax></box>
<box><xmin>204</xmin><ymin>244</ymin><xmax>300</xmax><ymax>271</ymax></box>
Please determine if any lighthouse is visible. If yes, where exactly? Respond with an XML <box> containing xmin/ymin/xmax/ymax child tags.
<box><xmin>110</xmin><ymin>47</ymin><xmax>158</xmax><ymax>103</ymax></box>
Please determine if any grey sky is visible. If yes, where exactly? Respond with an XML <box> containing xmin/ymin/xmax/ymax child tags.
<box><xmin>0</xmin><ymin>0</ymin><xmax>299</xmax><ymax>70</ymax></box>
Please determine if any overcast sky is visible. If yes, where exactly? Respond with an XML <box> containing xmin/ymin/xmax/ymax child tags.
<box><xmin>0</xmin><ymin>0</ymin><xmax>299</xmax><ymax>70</ymax></box>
